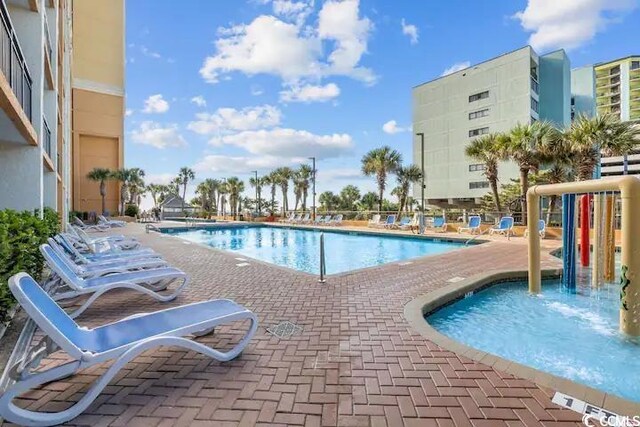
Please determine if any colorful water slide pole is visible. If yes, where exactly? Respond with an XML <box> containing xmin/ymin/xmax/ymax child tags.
<box><xmin>580</xmin><ymin>194</ymin><xmax>590</xmax><ymax>267</ymax></box>
<box><xmin>562</xmin><ymin>194</ymin><xmax>577</xmax><ymax>291</ymax></box>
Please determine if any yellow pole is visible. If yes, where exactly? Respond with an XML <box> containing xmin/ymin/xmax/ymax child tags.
<box><xmin>527</xmin><ymin>189</ymin><xmax>541</xmax><ymax>293</ymax></box>
<box><xmin>604</xmin><ymin>195</ymin><xmax>616</xmax><ymax>282</ymax></box>
<box><xmin>619</xmin><ymin>179</ymin><xmax>640</xmax><ymax>336</ymax></box>
<box><xmin>592</xmin><ymin>194</ymin><xmax>602</xmax><ymax>288</ymax></box>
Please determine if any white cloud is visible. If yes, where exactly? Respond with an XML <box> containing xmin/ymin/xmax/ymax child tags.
<box><xmin>251</xmin><ymin>85</ymin><xmax>264</xmax><ymax>96</ymax></box>
<box><xmin>140</xmin><ymin>45</ymin><xmax>162</xmax><ymax>59</ymax></box>
<box><xmin>209</xmin><ymin>128</ymin><xmax>353</xmax><ymax>159</ymax></box>
<box><xmin>188</xmin><ymin>105</ymin><xmax>282</xmax><ymax>135</ymax></box>
<box><xmin>125</xmin><ymin>109</ymin><xmax>133</xmax><ymax>117</ymax></box>
<box><xmin>272</xmin><ymin>0</ymin><xmax>314</xmax><ymax>25</ymax></box>
<box><xmin>194</xmin><ymin>154</ymin><xmax>302</xmax><ymax>174</ymax></box>
<box><xmin>382</xmin><ymin>120</ymin><xmax>410</xmax><ymax>134</ymax></box>
<box><xmin>190</xmin><ymin>96</ymin><xmax>207</xmax><ymax>107</ymax></box>
<box><xmin>131</xmin><ymin>121</ymin><xmax>187</xmax><ymax>149</ymax></box>
<box><xmin>441</xmin><ymin>61</ymin><xmax>470</xmax><ymax>76</ymax></box>
<box><xmin>514</xmin><ymin>0</ymin><xmax>637</xmax><ymax>51</ymax></box>
<box><xmin>280</xmin><ymin>83</ymin><xmax>340</xmax><ymax>103</ymax></box>
<box><xmin>199</xmin><ymin>0</ymin><xmax>374</xmax><ymax>86</ymax></box>
<box><xmin>401</xmin><ymin>19</ymin><xmax>418</xmax><ymax>44</ymax></box>
<box><xmin>142</xmin><ymin>94</ymin><xmax>170</xmax><ymax>114</ymax></box>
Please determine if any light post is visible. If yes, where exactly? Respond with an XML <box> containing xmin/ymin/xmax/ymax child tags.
<box><xmin>308</xmin><ymin>157</ymin><xmax>316</xmax><ymax>221</ymax></box>
<box><xmin>251</xmin><ymin>170</ymin><xmax>260</xmax><ymax>217</ymax></box>
<box><xmin>416</xmin><ymin>132</ymin><xmax>425</xmax><ymax>213</ymax></box>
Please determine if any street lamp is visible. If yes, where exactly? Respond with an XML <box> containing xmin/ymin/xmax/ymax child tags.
<box><xmin>251</xmin><ymin>170</ymin><xmax>260</xmax><ymax>217</ymax></box>
<box><xmin>416</xmin><ymin>132</ymin><xmax>425</xmax><ymax>213</ymax></box>
<box><xmin>308</xmin><ymin>157</ymin><xmax>316</xmax><ymax>221</ymax></box>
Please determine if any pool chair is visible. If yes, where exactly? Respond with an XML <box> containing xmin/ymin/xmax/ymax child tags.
<box><xmin>98</xmin><ymin>215</ymin><xmax>126</xmax><ymax>228</ymax></box>
<box><xmin>368</xmin><ymin>214</ymin><xmax>382</xmax><ymax>227</ymax></box>
<box><xmin>55</xmin><ymin>234</ymin><xmax>158</xmax><ymax>263</ymax></box>
<box><xmin>71</xmin><ymin>225</ymin><xmax>140</xmax><ymax>251</ymax></box>
<box><xmin>279</xmin><ymin>212</ymin><xmax>295</xmax><ymax>223</ymax></box>
<box><xmin>327</xmin><ymin>214</ymin><xmax>343</xmax><ymax>226</ymax></box>
<box><xmin>489</xmin><ymin>216</ymin><xmax>514</xmax><ymax>237</ymax></box>
<box><xmin>458</xmin><ymin>215</ymin><xmax>481</xmax><ymax>234</ymax></box>
<box><xmin>524</xmin><ymin>219</ymin><xmax>546</xmax><ymax>239</ymax></box>
<box><xmin>296</xmin><ymin>213</ymin><xmax>311</xmax><ymax>224</ymax></box>
<box><xmin>73</xmin><ymin>216</ymin><xmax>110</xmax><ymax>232</ymax></box>
<box><xmin>397</xmin><ymin>216</ymin><xmax>413</xmax><ymax>230</ymax></box>
<box><xmin>0</xmin><ymin>272</ymin><xmax>257</xmax><ymax>427</ymax></box>
<box><xmin>314</xmin><ymin>214</ymin><xmax>331</xmax><ymax>225</ymax></box>
<box><xmin>382</xmin><ymin>214</ymin><xmax>397</xmax><ymax>229</ymax></box>
<box><xmin>427</xmin><ymin>217</ymin><xmax>448</xmax><ymax>233</ymax></box>
<box><xmin>40</xmin><ymin>243</ymin><xmax>189</xmax><ymax>318</ymax></box>
<box><xmin>46</xmin><ymin>239</ymin><xmax>168</xmax><ymax>278</ymax></box>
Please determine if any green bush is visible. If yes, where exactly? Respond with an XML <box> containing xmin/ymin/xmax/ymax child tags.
<box><xmin>124</xmin><ymin>204</ymin><xmax>139</xmax><ymax>217</ymax></box>
<box><xmin>0</xmin><ymin>208</ymin><xmax>59</xmax><ymax>324</ymax></box>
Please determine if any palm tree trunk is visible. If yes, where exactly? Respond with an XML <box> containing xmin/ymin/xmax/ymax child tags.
<box><xmin>378</xmin><ymin>187</ymin><xmax>384</xmax><ymax>213</ymax></box>
<box><xmin>302</xmin><ymin>189</ymin><xmax>307</xmax><ymax>211</ymax></box>
<box><xmin>520</xmin><ymin>168</ymin><xmax>529</xmax><ymax>226</ymax></box>
<box><xmin>100</xmin><ymin>181</ymin><xmax>106</xmax><ymax>215</ymax></box>
<box><xmin>546</xmin><ymin>195</ymin><xmax>558</xmax><ymax>225</ymax></box>
<box><xmin>490</xmin><ymin>178</ymin><xmax>502</xmax><ymax>213</ymax></box>
<box><xmin>182</xmin><ymin>185</ymin><xmax>187</xmax><ymax>212</ymax></box>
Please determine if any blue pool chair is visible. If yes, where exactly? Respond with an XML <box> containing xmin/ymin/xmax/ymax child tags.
<box><xmin>40</xmin><ymin>244</ymin><xmax>189</xmax><ymax>318</ymax></box>
<box><xmin>0</xmin><ymin>272</ymin><xmax>257</xmax><ymax>427</ymax></box>
<box><xmin>458</xmin><ymin>215</ymin><xmax>481</xmax><ymax>234</ymax></box>
<box><xmin>383</xmin><ymin>214</ymin><xmax>397</xmax><ymax>228</ymax></box>
<box><xmin>524</xmin><ymin>219</ymin><xmax>546</xmax><ymax>239</ymax></box>
<box><xmin>397</xmin><ymin>216</ymin><xmax>412</xmax><ymax>230</ymax></box>
<box><xmin>489</xmin><ymin>216</ymin><xmax>514</xmax><ymax>237</ymax></box>
<box><xmin>430</xmin><ymin>217</ymin><xmax>448</xmax><ymax>233</ymax></box>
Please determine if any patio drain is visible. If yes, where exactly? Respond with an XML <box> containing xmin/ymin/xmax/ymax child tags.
<box><xmin>267</xmin><ymin>321</ymin><xmax>302</xmax><ymax>338</ymax></box>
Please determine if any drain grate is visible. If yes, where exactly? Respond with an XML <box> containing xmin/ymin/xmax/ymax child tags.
<box><xmin>267</xmin><ymin>321</ymin><xmax>302</xmax><ymax>338</ymax></box>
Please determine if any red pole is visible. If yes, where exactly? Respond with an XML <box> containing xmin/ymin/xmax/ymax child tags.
<box><xmin>580</xmin><ymin>194</ymin><xmax>590</xmax><ymax>267</ymax></box>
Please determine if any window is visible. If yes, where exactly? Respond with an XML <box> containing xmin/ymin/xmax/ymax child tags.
<box><xmin>469</xmin><ymin>164</ymin><xmax>485</xmax><ymax>172</ymax></box>
<box><xmin>530</xmin><ymin>78</ymin><xmax>539</xmax><ymax>94</ymax></box>
<box><xmin>632</xmin><ymin>61</ymin><xmax>640</xmax><ymax>70</ymax></box>
<box><xmin>469</xmin><ymin>91</ymin><xmax>489</xmax><ymax>102</ymax></box>
<box><xmin>531</xmin><ymin>97</ymin><xmax>539</xmax><ymax>113</ymax></box>
<box><xmin>531</xmin><ymin>65</ymin><xmax>538</xmax><ymax>81</ymax></box>
<box><xmin>468</xmin><ymin>108</ymin><xmax>489</xmax><ymax>120</ymax></box>
<box><xmin>469</xmin><ymin>127</ymin><xmax>489</xmax><ymax>137</ymax></box>
<box><xmin>571</xmin><ymin>97</ymin><xmax>575</xmax><ymax>106</ymax></box>
<box><xmin>469</xmin><ymin>181</ymin><xmax>490</xmax><ymax>189</ymax></box>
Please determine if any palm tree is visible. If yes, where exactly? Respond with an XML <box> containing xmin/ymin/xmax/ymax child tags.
<box><xmin>361</xmin><ymin>146</ymin><xmax>402</xmax><ymax>212</ymax></box>
<box><xmin>500</xmin><ymin>121</ymin><xmax>556</xmax><ymax>225</ymax></box>
<box><xmin>339</xmin><ymin>185</ymin><xmax>361</xmax><ymax>211</ymax></box>
<box><xmin>203</xmin><ymin>178</ymin><xmax>221</xmax><ymax>213</ymax></box>
<box><xmin>359</xmin><ymin>191</ymin><xmax>379</xmax><ymax>211</ymax></box>
<box><xmin>566</xmin><ymin>114</ymin><xmax>639</xmax><ymax>181</ymax></box>
<box><xmin>319</xmin><ymin>191</ymin><xmax>339</xmax><ymax>211</ymax></box>
<box><xmin>147</xmin><ymin>184</ymin><xmax>163</xmax><ymax>209</ymax></box>
<box><xmin>297</xmin><ymin>165</ymin><xmax>313</xmax><ymax>211</ymax></box>
<box><xmin>86</xmin><ymin>168</ymin><xmax>112</xmax><ymax>214</ymax></box>
<box><xmin>394</xmin><ymin>165</ymin><xmax>422</xmax><ymax>216</ymax></box>
<box><xmin>218</xmin><ymin>181</ymin><xmax>228</xmax><ymax>216</ymax></box>
<box><xmin>196</xmin><ymin>181</ymin><xmax>211</xmax><ymax>213</ymax></box>
<box><xmin>225</xmin><ymin>177</ymin><xmax>245</xmax><ymax>219</ymax></box>
<box><xmin>465</xmin><ymin>133</ymin><xmax>505</xmax><ymax>212</ymax></box>
<box><xmin>263</xmin><ymin>173</ymin><xmax>278</xmax><ymax>215</ymax></box>
<box><xmin>273</xmin><ymin>167</ymin><xmax>294</xmax><ymax>216</ymax></box>
<box><xmin>169</xmin><ymin>177</ymin><xmax>181</xmax><ymax>195</ymax></box>
<box><xmin>126</xmin><ymin>168</ymin><xmax>146</xmax><ymax>207</ymax></box>
<box><xmin>176</xmin><ymin>167</ymin><xmax>195</xmax><ymax>212</ymax></box>
<box><xmin>112</xmin><ymin>168</ymin><xmax>133</xmax><ymax>215</ymax></box>
<box><xmin>249</xmin><ymin>176</ymin><xmax>264</xmax><ymax>213</ymax></box>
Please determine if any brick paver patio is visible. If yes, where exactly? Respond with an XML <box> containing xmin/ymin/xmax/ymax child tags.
<box><xmin>3</xmin><ymin>223</ymin><xmax>585</xmax><ymax>426</ymax></box>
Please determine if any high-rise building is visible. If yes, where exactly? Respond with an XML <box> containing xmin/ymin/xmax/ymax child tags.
<box><xmin>412</xmin><ymin>46</ymin><xmax>571</xmax><ymax>208</ymax></box>
<box><xmin>0</xmin><ymin>0</ymin><xmax>125</xmax><ymax>223</ymax></box>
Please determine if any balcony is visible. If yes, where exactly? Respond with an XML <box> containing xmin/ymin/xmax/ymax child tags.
<box><xmin>42</xmin><ymin>117</ymin><xmax>54</xmax><ymax>171</ymax></box>
<box><xmin>0</xmin><ymin>0</ymin><xmax>36</xmax><ymax>145</ymax></box>
<box><xmin>43</xmin><ymin>11</ymin><xmax>53</xmax><ymax>89</ymax></box>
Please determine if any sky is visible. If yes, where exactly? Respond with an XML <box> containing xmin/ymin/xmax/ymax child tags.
<box><xmin>125</xmin><ymin>0</ymin><xmax>640</xmax><ymax>208</ymax></box>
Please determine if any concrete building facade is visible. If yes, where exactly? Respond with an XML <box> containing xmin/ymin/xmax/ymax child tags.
<box><xmin>0</xmin><ymin>0</ymin><xmax>124</xmax><ymax>224</ymax></box>
<box><xmin>412</xmin><ymin>46</ymin><xmax>570</xmax><ymax>208</ymax></box>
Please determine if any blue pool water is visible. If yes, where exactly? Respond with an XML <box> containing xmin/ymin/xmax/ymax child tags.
<box><xmin>166</xmin><ymin>226</ymin><xmax>465</xmax><ymax>274</ymax></box>
<box><xmin>428</xmin><ymin>279</ymin><xmax>640</xmax><ymax>402</ymax></box>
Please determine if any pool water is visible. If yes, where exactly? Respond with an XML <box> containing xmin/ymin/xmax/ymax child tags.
<box><xmin>166</xmin><ymin>226</ymin><xmax>465</xmax><ymax>274</ymax></box>
<box><xmin>428</xmin><ymin>278</ymin><xmax>640</xmax><ymax>402</ymax></box>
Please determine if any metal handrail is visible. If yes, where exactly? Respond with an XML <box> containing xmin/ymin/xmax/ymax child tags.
<box><xmin>464</xmin><ymin>227</ymin><xmax>492</xmax><ymax>246</ymax></box>
<box><xmin>0</xmin><ymin>0</ymin><xmax>32</xmax><ymax>121</ymax></box>
<box><xmin>319</xmin><ymin>232</ymin><xmax>326</xmax><ymax>283</ymax></box>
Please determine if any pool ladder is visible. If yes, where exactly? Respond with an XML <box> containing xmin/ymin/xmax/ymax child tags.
<box><xmin>319</xmin><ymin>232</ymin><xmax>326</xmax><ymax>283</ymax></box>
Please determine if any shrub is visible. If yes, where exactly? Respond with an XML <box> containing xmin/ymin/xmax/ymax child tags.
<box><xmin>0</xmin><ymin>208</ymin><xmax>59</xmax><ymax>324</ymax></box>
<box><xmin>124</xmin><ymin>204</ymin><xmax>139</xmax><ymax>217</ymax></box>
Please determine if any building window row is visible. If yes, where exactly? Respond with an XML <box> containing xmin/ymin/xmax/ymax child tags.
<box><xmin>469</xmin><ymin>181</ymin><xmax>490</xmax><ymax>189</ymax></box>
<box><xmin>531</xmin><ymin>97</ymin><xmax>539</xmax><ymax>113</ymax></box>
<box><xmin>530</xmin><ymin>78</ymin><xmax>539</xmax><ymax>94</ymax></box>
<box><xmin>632</xmin><ymin>61</ymin><xmax>640</xmax><ymax>70</ymax></box>
<box><xmin>469</xmin><ymin>91</ymin><xmax>489</xmax><ymax>103</ymax></box>
<box><xmin>469</xmin><ymin>164</ymin><xmax>485</xmax><ymax>172</ymax></box>
<box><xmin>468</xmin><ymin>108</ymin><xmax>489</xmax><ymax>120</ymax></box>
<box><xmin>469</xmin><ymin>127</ymin><xmax>489</xmax><ymax>137</ymax></box>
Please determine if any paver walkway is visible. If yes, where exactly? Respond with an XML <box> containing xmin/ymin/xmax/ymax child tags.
<box><xmin>3</xmin><ymin>224</ymin><xmax>584</xmax><ymax>426</ymax></box>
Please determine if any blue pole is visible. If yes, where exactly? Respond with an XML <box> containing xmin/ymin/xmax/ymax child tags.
<box><xmin>562</xmin><ymin>194</ymin><xmax>577</xmax><ymax>291</ymax></box>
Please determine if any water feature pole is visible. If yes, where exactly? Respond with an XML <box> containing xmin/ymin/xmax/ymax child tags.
<box><xmin>561</xmin><ymin>194</ymin><xmax>577</xmax><ymax>291</ymax></box>
<box><xmin>319</xmin><ymin>232</ymin><xmax>326</xmax><ymax>283</ymax></box>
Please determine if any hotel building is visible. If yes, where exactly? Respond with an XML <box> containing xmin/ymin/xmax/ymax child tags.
<box><xmin>412</xmin><ymin>46</ymin><xmax>571</xmax><ymax>208</ymax></box>
<box><xmin>0</xmin><ymin>0</ymin><xmax>125</xmax><ymax>224</ymax></box>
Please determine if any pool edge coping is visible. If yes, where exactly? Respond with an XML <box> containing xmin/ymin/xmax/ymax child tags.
<box><xmin>403</xmin><ymin>268</ymin><xmax>640</xmax><ymax>417</ymax></box>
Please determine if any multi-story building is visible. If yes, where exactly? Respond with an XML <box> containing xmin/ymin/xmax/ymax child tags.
<box><xmin>412</xmin><ymin>46</ymin><xmax>571</xmax><ymax>208</ymax></box>
<box><xmin>571</xmin><ymin>56</ymin><xmax>640</xmax><ymax>177</ymax></box>
<box><xmin>0</xmin><ymin>0</ymin><xmax>124</xmax><ymax>224</ymax></box>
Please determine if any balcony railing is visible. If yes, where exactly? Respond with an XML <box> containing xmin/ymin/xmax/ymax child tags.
<box><xmin>43</xmin><ymin>11</ymin><xmax>52</xmax><ymax>62</ymax></box>
<box><xmin>0</xmin><ymin>1</ymin><xmax>32</xmax><ymax>122</ymax></box>
<box><xmin>43</xmin><ymin>117</ymin><xmax>52</xmax><ymax>159</ymax></box>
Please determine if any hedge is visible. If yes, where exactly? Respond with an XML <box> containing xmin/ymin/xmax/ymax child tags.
<box><xmin>0</xmin><ymin>208</ymin><xmax>59</xmax><ymax>324</ymax></box>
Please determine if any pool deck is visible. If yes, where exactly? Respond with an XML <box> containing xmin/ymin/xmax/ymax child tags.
<box><xmin>2</xmin><ymin>222</ymin><xmax>608</xmax><ymax>426</ymax></box>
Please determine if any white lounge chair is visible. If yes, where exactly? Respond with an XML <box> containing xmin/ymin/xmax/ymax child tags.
<box><xmin>368</xmin><ymin>214</ymin><xmax>382</xmax><ymax>227</ymax></box>
<box><xmin>0</xmin><ymin>272</ymin><xmax>257</xmax><ymax>427</ymax></box>
<box><xmin>69</xmin><ymin>225</ymin><xmax>140</xmax><ymax>251</ymax></box>
<box><xmin>73</xmin><ymin>216</ymin><xmax>109</xmax><ymax>232</ymax></box>
<box><xmin>54</xmin><ymin>234</ymin><xmax>158</xmax><ymax>264</ymax></box>
<box><xmin>326</xmin><ymin>214</ymin><xmax>343</xmax><ymax>226</ymax></box>
<box><xmin>98</xmin><ymin>215</ymin><xmax>126</xmax><ymax>228</ymax></box>
<box><xmin>296</xmin><ymin>213</ymin><xmax>310</xmax><ymax>224</ymax></box>
<box><xmin>489</xmin><ymin>216</ymin><xmax>514</xmax><ymax>237</ymax></box>
<box><xmin>458</xmin><ymin>216</ymin><xmax>481</xmax><ymax>234</ymax></box>
<box><xmin>314</xmin><ymin>215</ymin><xmax>331</xmax><ymax>225</ymax></box>
<box><xmin>40</xmin><ymin>244</ymin><xmax>189</xmax><ymax>318</ymax></box>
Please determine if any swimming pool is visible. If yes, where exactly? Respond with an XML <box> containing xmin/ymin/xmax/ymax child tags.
<box><xmin>428</xmin><ymin>278</ymin><xmax>640</xmax><ymax>402</ymax></box>
<box><xmin>164</xmin><ymin>226</ymin><xmax>466</xmax><ymax>274</ymax></box>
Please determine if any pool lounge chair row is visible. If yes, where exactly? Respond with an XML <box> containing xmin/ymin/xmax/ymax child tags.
<box><xmin>280</xmin><ymin>213</ymin><xmax>344</xmax><ymax>226</ymax></box>
<box><xmin>368</xmin><ymin>214</ymin><xmax>448</xmax><ymax>233</ymax></box>
<box><xmin>457</xmin><ymin>215</ymin><xmax>546</xmax><ymax>238</ymax></box>
<box><xmin>0</xmin><ymin>225</ymin><xmax>258</xmax><ymax>427</ymax></box>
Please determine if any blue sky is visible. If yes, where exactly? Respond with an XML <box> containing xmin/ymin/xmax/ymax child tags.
<box><xmin>125</xmin><ymin>0</ymin><xmax>640</xmax><ymax>206</ymax></box>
